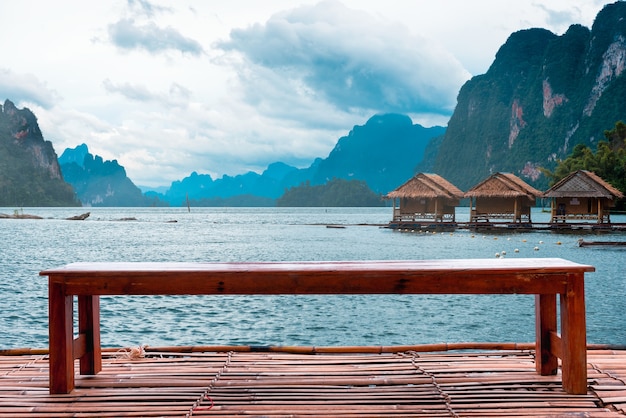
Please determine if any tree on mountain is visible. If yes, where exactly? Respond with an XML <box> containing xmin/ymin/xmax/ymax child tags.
<box><xmin>543</xmin><ymin>121</ymin><xmax>626</xmax><ymax>195</ymax></box>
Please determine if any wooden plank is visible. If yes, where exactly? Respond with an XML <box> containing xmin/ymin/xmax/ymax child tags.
<box><xmin>41</xmin><ymin>259</ymin><xmax>593</xmax><ymax>296</ymax></box>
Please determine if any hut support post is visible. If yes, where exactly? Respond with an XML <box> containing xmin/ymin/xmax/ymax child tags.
<box><xmin>393</xmin><ymin>198</ymin><xmax>399</xmax><ymax>221</ymax></box>
<box><xmin>597</xmin><ymin>199</ymin><xmax>603</xmax><ymax>223</ymax></box>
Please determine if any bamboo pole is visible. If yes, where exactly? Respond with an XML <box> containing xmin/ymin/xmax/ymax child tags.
<box><xmin>3</xmin><ymin>343</ymin><xmax>626</xmax><ymax>356</ymax></box>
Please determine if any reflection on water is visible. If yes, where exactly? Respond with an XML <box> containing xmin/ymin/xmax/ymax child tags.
<box><xmin>0</xmin><ymin>207</ymin><xmax>625</xmax><ymax>348</ymax></box>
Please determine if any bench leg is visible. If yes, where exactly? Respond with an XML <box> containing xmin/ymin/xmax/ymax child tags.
<box><xmin>535</xmin><ymin>294</ymin><xmax>558</xmax><ymax>376</ymax></box>
<box><xmin>49</xmin><ymin>282</ymin><xmax>74</xmax><ymax>394</ymax></box>
<box><xmin>78</xmin><ymin>295</ymin><xmax>102</xmax><ymax>375</ymax></box>
<box><xmin>560</xmin><ymin>274</ymin><xmax>587</xmax><ymax>394</ymax></box>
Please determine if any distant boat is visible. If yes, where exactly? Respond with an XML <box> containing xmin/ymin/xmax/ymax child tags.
<box><xmin>578</xmin><ymin>239</ymin><xmax>626</xmax><ymax>247</ymax></box>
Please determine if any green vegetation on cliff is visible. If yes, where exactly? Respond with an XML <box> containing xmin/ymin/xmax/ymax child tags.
<box><xmin>546</xmin><ymin>121</ymin><xmax>626</xmax><ymax>194</ymax></box>
<box><xmin>0</xmin><ymin>100</ymin><xmax>79</xmax><ymax>207</ymax></box>
<box><xmin>430</xmin><ymin>2</ymin><xmax>626</xmax><ymax>191</ymax></box>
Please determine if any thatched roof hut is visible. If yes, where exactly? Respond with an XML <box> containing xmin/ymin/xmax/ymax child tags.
<box><xmin>543</xmin><ymin>170</ymin><xmax>623</xmax><ymax>223</ymax></box>
<box><xmin>386</xmin><ymin>173</ymin><xmax>464</xmax><ymax>222</ymax></box>
<box><xmin>465</xmin><ymin>172</ymin><xmax>541</xmax><ymax>223</ymax></box>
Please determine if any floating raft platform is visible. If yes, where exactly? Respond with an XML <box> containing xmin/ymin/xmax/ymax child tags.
<box><xmin>388</xmin><ymin>221</ymin><xmax>626</xmax><ymax>232</ymax></box>
<box><xmin>1</xmin><ymin>344</ymin><xmax>626</xmax><ymax>417</ymax></box>
<box><xmin>578</xmin><ymin>239</ymin><xmax>626</xmax><ymax>247</ymax></box>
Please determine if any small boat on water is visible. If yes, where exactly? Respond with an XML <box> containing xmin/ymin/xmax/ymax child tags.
<box><xmin>578</xmin><ymin>238</ymin><xmax>626</xmax><ymax>247</ymax></box>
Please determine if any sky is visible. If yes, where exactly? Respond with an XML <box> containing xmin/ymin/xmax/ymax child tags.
<box><xmin>0</xmin><ymin>0</ymin><xmax>610</xmax><ymax>188</ymax></box>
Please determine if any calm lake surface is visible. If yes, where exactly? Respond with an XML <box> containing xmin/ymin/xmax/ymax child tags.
<box><xmin>1</xmin><ymin>206</ymin><xmax>625</xmax><ymax>349</ymax></box>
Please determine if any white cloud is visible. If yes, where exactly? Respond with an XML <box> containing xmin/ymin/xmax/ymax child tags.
<box><xmin>102</xmin><ymin>78</ymin><xmax>191</xmax><ymax>108</ymax></box>
<box><xmin>218</xmin><ymin>1</ymin><xmax>470</xmax><ymax>117</ymax></box>
<box><xmin>127</xmin><ymin>0</ymin><xmax>172</xmax><ymax>18</ymax></box>
<box><xmin>107</xmin><ymin>18</ymin><xmax>205</xmax><ymax>55</ymax></box>
<box><xmin>0</xmin><ymin>69</ymin><xmax>58</xmax><ymax>109</ymax></box>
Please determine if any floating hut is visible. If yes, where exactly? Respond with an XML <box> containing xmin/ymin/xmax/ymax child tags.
<box><xmin>465</xmin><ymin>172</ymin><xmax>541</xmax><ymax>223</ymax></box>
<box><xmin>543</xmin><ymin>170</ymin><xmax>624</xmax><ymax>224</ymax></box>
<box><xmin>385</xmin><ymin>173</ymin><xmax>464</xmax><ymax>222</ymax></box>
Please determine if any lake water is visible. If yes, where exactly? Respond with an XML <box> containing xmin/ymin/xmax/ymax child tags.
<box><xmin>1</xmin><ymin>206</ymin><xmax>625</xmax><ymax>350</ymax></box>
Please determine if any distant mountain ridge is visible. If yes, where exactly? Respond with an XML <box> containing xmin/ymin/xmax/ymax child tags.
<box><xmin>0</xmin><ymin>110</ymin><xmax>441</xmax><ymax>208</ymax></box>
<box><xmin>430</xmin><ymin>1</ymin><xmax>626</xmax><ymax>190</ymax></box>
<box><xmin>162</xmin><ymin>114</ymin><xmax>443</xmax><ymax>206</ymax></box>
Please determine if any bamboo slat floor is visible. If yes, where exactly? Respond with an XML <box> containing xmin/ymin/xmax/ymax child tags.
<box><xmin>1</xmin><ymin>346</ymin><xmax>626</xmax><ymax>417</ymax></box>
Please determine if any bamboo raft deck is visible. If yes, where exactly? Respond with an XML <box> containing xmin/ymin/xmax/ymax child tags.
<box><xmin>2</xmin><ymin>345</ymin><xmax>626</xmax><ymax>417</ymax></box>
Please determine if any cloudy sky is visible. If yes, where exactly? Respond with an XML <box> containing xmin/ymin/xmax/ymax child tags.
<box><xmin>0</xmin><ymin>0</ymin><xmax>608</xmax><ymax>187</ymax></box>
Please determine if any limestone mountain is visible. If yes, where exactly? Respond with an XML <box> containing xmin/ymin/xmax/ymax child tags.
<box><xmin>0</xmin><ymin>99</ymin><xmax>78</xmax><ymax>206</ymax></box>
<box><xmin>308</xmin><ymin>114</ymin><xmax>445</xmax><ymax>193</ymax></box>
<box><xmin>59</xmin><ymin>144</ymin><xmax>155</xmax><ymax>206</ymax></box>
<box><xmin>429</xmin><ymin>1</ymin><xmax>626</xmax><ymax>190</ymax></box>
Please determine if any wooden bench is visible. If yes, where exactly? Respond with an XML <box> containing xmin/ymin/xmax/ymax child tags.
<box><xmin>40</xmin><ymin>258</ymin><xmax>594</xmax><ymax>395</ymax></box>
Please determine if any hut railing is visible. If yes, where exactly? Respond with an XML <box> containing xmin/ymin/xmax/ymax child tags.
<box><xmin>393</xmin><ymin>212</ymin><xmax>455</xmax><ymax>222</ymax></box>
<box><xmin>550</xmin><ymin>211</ymin><xmax>611</xmax><ymax>224</ymax></box>
<box><xmin>470</xmin><ymin>211</ymin><xmax>531</xmax><ymax>223</ymax></box>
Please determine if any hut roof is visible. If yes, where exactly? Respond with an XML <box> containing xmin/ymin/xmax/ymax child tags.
<box><xmin>385</xmin><ymin>173</ymin><xmax>464</xmax><ymax>200</ymax></box>
<box><xmin>464</xmin><ymin>172</ymin><xmax>541</xmax><ymax>199</ymax></box>
<box><xmin>543</xmin><ymin>170</ymin><xmax>624</xmax><ymax>199</ymax></box>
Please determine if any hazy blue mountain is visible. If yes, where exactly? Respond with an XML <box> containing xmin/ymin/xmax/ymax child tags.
<box><xmin>164</xmin><ymin>169</ymin><xmax>287</xmax><ymax>207</ymax></box>
<box><xmin>310</xmin><ymin>114</ymin><xmax>444</xmax><ymax>192</ymax></box>
<box><xmin>430</xmin><ymin>1</ymin><xmax>626</xmax><ymax>190</ymax></box>
<box><xmin>162</xmin><ymin>114</ymin><xmax>444</xmax><ymax>206</ymax></box>
<box><xmin>59</xmin><ymin>144</ymin><xmax>156</xmax><ymax>206</ymax></box>
<box><xmin>0</xmin><ymin>99</ymin><xmax>78</xmax><ymax>206</ymax></box>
